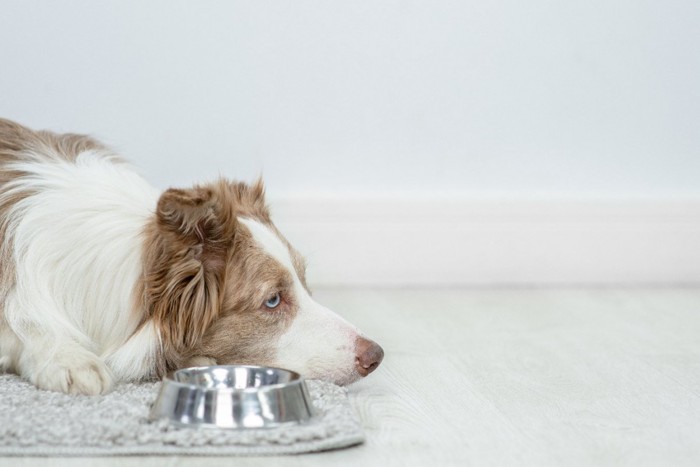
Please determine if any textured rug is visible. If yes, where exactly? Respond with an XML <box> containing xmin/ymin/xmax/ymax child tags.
<box><xmin>0</xmin><ymin>374</ymin><xmax>364</xmax><ymax>456</ymax></box>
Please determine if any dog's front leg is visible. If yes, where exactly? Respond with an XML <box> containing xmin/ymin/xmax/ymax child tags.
<box><xmin>18</xmin><ymin>335</ymin><xmax>113</xmax><ymax>395</ymax></box>
<box><xmin>4</xmin><ymin>295</ymin><xmax>113</xmax><ymax>395</ymax></box>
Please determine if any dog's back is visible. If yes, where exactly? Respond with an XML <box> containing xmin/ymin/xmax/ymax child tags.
<box><xmin>0</xmin><ymin>118</ymin><xmax>108</xmax><ymax>161</ymax></box>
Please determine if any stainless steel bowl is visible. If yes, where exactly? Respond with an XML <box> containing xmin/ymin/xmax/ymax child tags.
<box><xmin>149</xmin><ymin>365</ymin><xmax>315</xmax><ymax>429</ymax></box>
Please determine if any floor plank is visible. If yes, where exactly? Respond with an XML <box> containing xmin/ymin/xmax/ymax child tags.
<box><xmin>4</xmin><ymin>288</ymin><xmax>700</xmax><ymax>467</ymax></box>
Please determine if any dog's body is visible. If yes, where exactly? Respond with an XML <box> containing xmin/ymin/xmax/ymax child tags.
<box><xmin>0</xmin><ymin>118</ymin><xmax>383</xmax><ymax>394</ymax></box>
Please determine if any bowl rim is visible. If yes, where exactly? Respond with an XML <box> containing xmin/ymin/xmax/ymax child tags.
<box><xmin>164</xmin><ymin>364</ymin><xmax>306</xmax><ymax>394</ymax></box>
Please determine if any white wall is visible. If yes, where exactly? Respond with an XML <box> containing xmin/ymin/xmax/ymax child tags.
<box><xmin>1</xmin><ymin>1</ymin><xmax>699</xmax><ymax>285</ymax></box>
<box><xmin>1</xmin><ymin>0</ymin><xmax>699</xmax><ymax>198</ymax></box>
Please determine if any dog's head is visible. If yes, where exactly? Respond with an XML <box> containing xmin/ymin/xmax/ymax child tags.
<box><xmin>143</xmin><ymin>179</ymin><xmax>383</xmax><ymax>385</ymax></box>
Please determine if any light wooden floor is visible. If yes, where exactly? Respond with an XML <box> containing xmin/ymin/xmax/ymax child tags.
<box><xmin>5</xmin><ymin>287</ymin><xmax>700</xmax><ymax>467</ymax></box>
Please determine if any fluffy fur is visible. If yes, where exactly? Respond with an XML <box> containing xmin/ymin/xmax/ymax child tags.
<box><xmin>0</xmin><ymin>118</ymin><xmax>383</xmax><ymax>394</ymax></box>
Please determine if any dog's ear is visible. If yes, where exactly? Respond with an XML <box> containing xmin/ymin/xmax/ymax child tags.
<box><xmin>227</xmin><ymin>177</ymin><xmax>269</xmax><ymax>220</ymax></box>
<box><xmin>156</xmin><ymin>186</ymin><xmax>236</xmax><ymax>271</ymax></box>
<box><xmin>157</xmin><ymin>187</ymin><xmax>214</xmax><ymax>234</ymax></box>
<box><xmin>148</xmin><ymin>185</ymin><xmax>236</xmax><ymax>352</ymax></box>
<box><xmin>251</xmin><ymin>176</ymin><xmax>265</xmax><ymax>202</ymax></box>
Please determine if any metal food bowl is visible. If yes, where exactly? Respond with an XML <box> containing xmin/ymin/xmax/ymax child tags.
<box><xmin>149</xmin><ymin>365</ymin><xmax>315</xmax><ymax>429</ymax></box>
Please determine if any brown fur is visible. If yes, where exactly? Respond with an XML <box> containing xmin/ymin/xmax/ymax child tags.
<box><xmin>141</xmin><ymin>177</ymin><xmax>303</xmax><ymax>375</ymax></box>
<box><xmin>0</xmin><ymin>118</ymin><xmax>112</xmax><ymax>162</ymax></box>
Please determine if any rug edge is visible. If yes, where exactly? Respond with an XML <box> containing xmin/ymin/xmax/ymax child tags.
<box><xmin>0</xmin><ymin>432</ymin><xmax>365</xmax><ymax>457</ymax></box>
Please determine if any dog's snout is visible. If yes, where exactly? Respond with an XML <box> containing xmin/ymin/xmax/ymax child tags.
<box><xmin>355</xmin><ymin>337</ymin><xmax>384</xmax><ymax>377</ymax></box>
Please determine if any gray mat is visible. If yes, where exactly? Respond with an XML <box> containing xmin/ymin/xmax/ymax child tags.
<box><xmin>0</xmin><ymin>374</ymin><xmax>364</xmax><ymax>456</ymax></box>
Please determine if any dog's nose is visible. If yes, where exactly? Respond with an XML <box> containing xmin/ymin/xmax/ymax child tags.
<box><xmin>355</xmin><ymin>337</ymin><xmax>384</xmax><ymax>377</ymax></box>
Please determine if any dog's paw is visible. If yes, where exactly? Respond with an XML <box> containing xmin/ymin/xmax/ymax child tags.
<box><xmin>33</xmin><ymin>350</ymin><xmax>113</xmax><ymax>395</ymax></box>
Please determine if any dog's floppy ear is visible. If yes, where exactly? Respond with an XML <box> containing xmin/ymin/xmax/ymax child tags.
<box><xmin>157</xmin><ymin>187</ymin><xmax>214</xmax><ymax>234</ymax></box>
<box><xmin>147</xmin><ymin>185</ymin><xmax>236</xmax><ymax>353</ymax></box>
<box><xmin>156</xmin><ymin>186</ymin><xmax>238</xmax><ymax>271</ymax></box>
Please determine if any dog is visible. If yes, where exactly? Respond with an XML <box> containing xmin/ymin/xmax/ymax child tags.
<box><xmin>0</xmin><ymin>118</ymin><xmax>383</xmax><ymax>395</ymax></box>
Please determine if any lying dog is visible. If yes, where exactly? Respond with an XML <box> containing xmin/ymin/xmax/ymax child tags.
<box><xmin>0</xmin><ymin>118</ymin><xmax>383</xmax><ymax>395</ymax></box>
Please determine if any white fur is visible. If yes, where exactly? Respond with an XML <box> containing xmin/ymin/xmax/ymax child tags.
<box><xmin>103</xmin><ymin>321</ymin><xmax>160</xmax><ymax>382</ymax></box>
<box><xmin>238</xmin><ymin>218</ymin><xmax>362</xmax><ymax>385</ymax></box>
<box><xmin>0</xmin><ymin>151</ymin><xmax>159</xmax><ymax>393</ymax></box>
<box><xmin>0</xmin><ymin>147</ymin><xmax>372</xmax><ymax>394</ymax></box>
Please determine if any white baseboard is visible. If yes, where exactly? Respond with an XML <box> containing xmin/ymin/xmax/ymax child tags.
<box><xmin>270</xmin><ymin>198</ymin><xmax>700</xmax><ymax>287</ymax></box>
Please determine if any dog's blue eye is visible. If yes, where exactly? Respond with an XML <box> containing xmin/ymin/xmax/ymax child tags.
<box><xmin>264</xmin><ymin>293</ymin><xmax>281</xmax><ymax>309</ymax></box>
